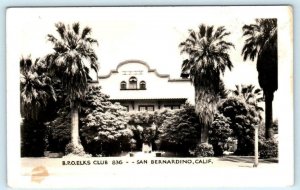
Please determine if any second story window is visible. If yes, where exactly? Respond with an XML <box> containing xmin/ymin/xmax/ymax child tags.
<box><xmin>140</xmin><ymin>81</ymin><xmax>146</xmax><ymax>90</ymax></box>
<box><xmin>120</xmin><ymin>81</ymin><xmax>127</xmax><ymax>90</ymax></box>
<box><xmin>129</xmin><ymin>76</ymin><xmax>137</xmax><ymax>89</ymax></box>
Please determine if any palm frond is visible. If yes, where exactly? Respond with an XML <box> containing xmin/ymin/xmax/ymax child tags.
<box><xmin>72</xmin><ymin>22</ymin><xmax>80</xmax><ymax>35</ymax></box>
<box><xmin>85</xmin><ymin>37</ymin><xmax>98</xmax><ymax>45</ymax></box>
<box><xmin>206</xmin><ymin>25</ymin><xmax>214</xmax><ymax>39</ymax></box>
<box><xmin>198</xmin><ymin>24</ymin><xmax>206</xmax><ymax>38</ymax></box>
<box><xmin>81</xmin><ymin>27</ymin><xmax>91</xmax><ymax>39</ymax></box>
<box><xmin>47</xmin><ymin>34</ymin><xmax>58</xmax><ymax>44</ymax></box>
<box><xmin>55</xmin><ymin>22</ymin><xmax>66</xmax><ymax>40</ymax></box>
<box><xmin>213</xmin><ymin>26</ymin><xmax>225</xmax><ymax>39</ymax></box>
<box><xmin>241</xmin><ymin>18</ymin><xmax>277</xmax><ymax>63</ymax></box>
<box><xmin>254</xmin><ymin>88</ymin><xmax>261</xmax><ymax>94</ymax></box>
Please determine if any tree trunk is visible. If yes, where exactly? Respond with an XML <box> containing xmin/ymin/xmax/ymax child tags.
<box><xmin>195</xmin><ymin>89</ymin><xmax>214</xmax><ymax>144</ymax></box>
<box><xmin>200</xmin><ymin>123</ymin><xmax>209</xmax><ymax>143</ymax></box>
<box><xmin>253</xmin><ymin>126</ymin><xmax>259</xmax><ymax>167</ymax></box>
<box><xmin>71</xmin><ymin>103</ymin><xmax>80</xmax><ymax>146</ymax></box>
<box><xmin>265</xmin><ymin>91</ymin><xmax>274</xmax><ymax>139</ymax></box>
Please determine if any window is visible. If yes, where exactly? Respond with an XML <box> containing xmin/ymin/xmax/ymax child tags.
<box><xmin>164</xmin><ymin>105</ymin><xmax>180</xmax><ymax>110</ymax></box>
<box><xmin>129</xmin><ymin>76</ymin><xmax>137</xmax><ymax>89</ymax></box>
<box><xmin>140</xmin><ymin>81</ymin><xmax>146</xmax><ymax>90</ymax></box>
<box><xmin>147</xmin><ymin>106</ymin><xmax>154</xmax><ymax>111</ymax></box>
<box><xmin>120</xmin><ymin>81</ymin><xmax>127</xmax><ymax>90</ymax></box>
<box><xmin>138</xmin><ymin>105</ymin><xmax>154</xmax><ymax>111</ymax></box>
<box><xmin>139</xmin><ymin>106</ymin><xmax>146</xmax><ymax>111</ymax></box>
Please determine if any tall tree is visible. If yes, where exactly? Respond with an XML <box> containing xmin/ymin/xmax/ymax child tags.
<box><xmin>20</xmin><ymin>56</ymin><xmax>57</xmax><ymax>157</ymax></box>
<box><xmin>242</xmin><ymin>18</ymin><xmax>277</xmax><ymax>139</ymax></box>
<box><xmin>179</xmin><ymin>24</ymin><xmax>234</xmax><ymax>143</ymax></box>
<box><xmin>45</xmin><ymin>22</ymin><xmax>99</xmax><ymax>152</ymax></box>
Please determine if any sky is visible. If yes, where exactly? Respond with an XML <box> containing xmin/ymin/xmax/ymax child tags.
<box><xmin>7</xmin><ymin>6</ymin><xmax>293</xmax><ymax>119</ymax></box>
<box><xmin>7</xmin><ymin>7</ymin><xmax>261</xmax><ymax>87</ymax></box>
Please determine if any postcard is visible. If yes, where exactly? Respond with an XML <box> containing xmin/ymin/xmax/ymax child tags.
<box><xmin>6</xmin><ymin>6</ymin><xmax>293</xmax><ymax>188</ymax></box>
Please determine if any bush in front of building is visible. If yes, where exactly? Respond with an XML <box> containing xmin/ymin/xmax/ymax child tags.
<box><xmin>80</xmin><ymin>86</ymin><xmax>133</xmax><ymax>156</ymax></box>
<box><xmin>159</xmin><ymin>104</ymin><xmax>201</xmax><ymax>156</ymax></box>
<box><xmin>127</xmin><ymin>111</ymin><xmax>157</xmax><ymax>150</ymax></box>
<box><xmin>208</xmin><ymin>113</ymin><xmax>233</xmax><ymax>156</ymax></box>
<box><xmin>194</xmin><ymin>143</ymin><xmax>214</xmax><ymax>157</ymax></box>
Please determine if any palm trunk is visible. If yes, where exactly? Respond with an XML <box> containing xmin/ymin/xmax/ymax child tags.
<box><xmin>195</xmin><ymin>89</ymin><xmax>215</xmax><ymax>144</ymax></box>
<box><xmin>71</xmin><ymin>103</ymin><xmax>79</xmax><ymax>146</ymax></box>
<box><xmin>200</xmin><ymin>124</ymin><xmax>209</xmax><ymax>143</ymax></box>
<box><xmin>265</xmin><ymin>91</ymin><xmax>274</xmax><ymax>139</ymax></box>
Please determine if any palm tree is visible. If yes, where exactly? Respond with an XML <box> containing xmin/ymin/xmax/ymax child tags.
<box><xmin>20</xmin><ymin>56</ymin><xmax>57</xmax><ymax>157</ymax></box>
<box><xmin>45</xmin><ymin>22</ymin><xmax>99</xmax><ymax>151</ymax></box>
<box><xmin>20</xmin><ymin>56</ymin><xmax>57</xmax><ymax>120</ymax></box>
<box><xmin>231</xmin><ymin>84</ymin><xmax>264</xmax><ymax>117</ymax></box>
<box><xmin>242</xmin><ymin>19</ymin><xmax>277</xmax><ymax>139</ymax></box>
<box><xmin>179</xmin><ymin>24</ymin><xmax>234</xmax><ymax>143</ymax></box>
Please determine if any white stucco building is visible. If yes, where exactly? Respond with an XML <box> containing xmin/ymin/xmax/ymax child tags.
<box><xmin>97</xmin><ymin>60</ymin><xmax>195</xmax><ymax>111</ymax></box>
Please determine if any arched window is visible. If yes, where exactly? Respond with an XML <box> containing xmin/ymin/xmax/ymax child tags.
<box><xmin>140</xmin><ymin>81</ymin><xmax>146</xmax><ymax>90</ymax></box>
<box><xmin>120</xmin><ymin>81</ymin><xmax>127</xmax><ymax>90</ymax></box>
<box><xmin>129</xmin><ymin>76</ymin><xmax>137</xmax><ymax>89</ymax></box>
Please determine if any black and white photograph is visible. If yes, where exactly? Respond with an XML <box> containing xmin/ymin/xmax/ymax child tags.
<box><xmin>6</xmin><ymin>6</ymin><xmax>293</xmax><ymax>188</ymax></box>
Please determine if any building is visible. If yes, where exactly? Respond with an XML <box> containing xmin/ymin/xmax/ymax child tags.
<box><xmin>97</xmin><ymin>60</ymin><xmax>194</xmax><ymax>111</ymax></box>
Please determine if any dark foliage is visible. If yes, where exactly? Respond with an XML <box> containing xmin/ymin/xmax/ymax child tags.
<box><xmin>209</xmin><ymin>113</ymin><xmax>233</xmax><ymax>156</ymax></box>
<box><xmin>159</xmin><ymin>104</ymin><xmax>201</xmax><ymax>155</ymax></box>
<box><xmin>127</xmin><ymin>111</ymin><xmax>157</xmax><ymax>150</ymax></box>
<box><xmin>259</xmin><ymin>138</ymin><xmax>278</xmax><ymax>159</ymax></box>
<box><xmin>217</xmin><ymin>96</ymin><xmax>261</xmax><ymax>156</ymax></box>
<box><xmin>258</xmin><ymin>122</ymin><xmax>278</xmax><ymax>159</ymax></box>
<box><xmin>45</xmin><ymin>106</ymin><xmax>71</xmax><ymax>152</ymax></box>
<box><xmin>194</xmin><ymin>143</ymin><xmax>214</xmax><ymax>157</ymax></box>
<box><xmin>20</xmin><ymin>57</ymin><xmax>58</xmax><ymax>157</ymax></box>
<box><xmin>21</xmin><ymin>120</ymin><xmax>47</xmax><ymax>157</ymax></box>
<box><xmin>20</xmin><ymin>57</ymin><xmax>57</xmax><ymax>121</ymax></box>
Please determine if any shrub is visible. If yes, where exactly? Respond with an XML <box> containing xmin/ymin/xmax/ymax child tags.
<box><xmin>65</xmin><ymin>143</ymin><xmax>86</xmax><ymax>156</ymax></box>
<box><xmin>45</xmin><ymin>106</ymin><xmax>71</xmax><ymax>152</ymax></box>
<box><xmin>21</xmin><ymin>119</ymin><xmax>47</xmax><ymax>157</ymax></box>
<box><xmin>194</xmin><ymin>143</ymin><xmax>214</xmax><ymax>157</ymax></box>
<box><xmin>209</xmin><ymin>113</ymin><xmax>233</xmax><ymax>156</ymax></box>
<box><xmin>80</xmin><ymin>86</ymin><xmax>132</xmax><ymax>156</ymax></box>
<box><xmin>217</xmin><ymin>97</ymin><xmax>261</xmax><ymax>156</ymax></box>
<box><xmin>259</xmin><ymin>138</ymin><xmax>278</xmax><ymax>159</ymax></box>
<box><xmin>159</xmin><ymin>104</ymin><xmax>201</xmax><ymax>155</ymax></box>
<box><xmin>127</xmin><ymin>111</ymin><xmax>158</xmax><ymax>150</ymax></box>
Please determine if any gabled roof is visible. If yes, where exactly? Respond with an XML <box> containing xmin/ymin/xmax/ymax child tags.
<box><xmin>98</xmin><ymin>59</ymin><xmax>190</xmax><ymax>82</ymax></box>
